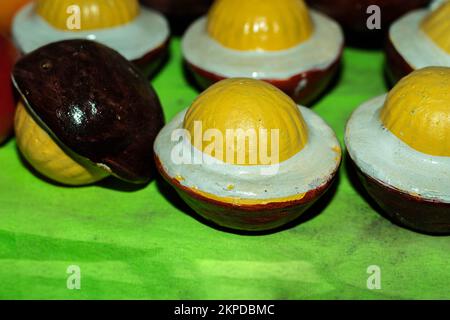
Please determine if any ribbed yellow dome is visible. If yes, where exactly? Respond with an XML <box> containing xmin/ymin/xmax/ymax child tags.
<box><xmin>36</xmin><ymin>0</ymin><xmax>140</xmax><ymax>31</ymax></box>
<box><xmin>15</xmin><ymin>102</ymin><xmax>109</xmax><ymax>185</ymax></box>
<box><xmin>380</xmin><ymin>67</ymin><xmax>450</xmax><ymax>157</ymax></box>
<box><xmin>183</xmin><ymin>78</ymin><xmax>308</xmax><ymax>165</ymax></box>
<box><xmin>421</xmin><ymin>1</ymin><xmax>450</xmax><ymax>53</ymax></box>
<box><xmin>207</xmin><ymin>0</ymin><xmax>314</xmax><ymax>51</ymax></box>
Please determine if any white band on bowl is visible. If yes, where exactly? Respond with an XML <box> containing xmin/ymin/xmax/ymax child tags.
<box><xmin>155</xmin><ymin>106</ymin><xmax>341</xmax><ymax>201</ymax></box>
<box><xmin>389</xmin><ymin>9</ymin><xmax>450</xmax><ymax>69</ymax></box>
<box><xmin>182</xmin><ymin>11</ymin><xmax>343</xmax><ymax>80</ymax></box>
<box><xmin>345</xmin><ymin>95</ymin><xmax>450</xmax><ymax>203</ymax></box>
<box><xmin>13</xmin><ymin>3</ymin><xmax>170</xmax><ymax>61</ymax></box>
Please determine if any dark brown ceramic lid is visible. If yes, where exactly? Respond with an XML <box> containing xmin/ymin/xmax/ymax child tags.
<box><xmin>12</xmin><ymin>39</ymin><xmax>164</xmax><ymax>184</ymax></box>
<box><xmin>140</xmin><ymin>0</ymin><xmax>212</xmax><ymax>17</ymax></box>
<box><xmin>307</xmin><ymin>0</ymin><xmax>430</xmax><ymax>33</ymax></box>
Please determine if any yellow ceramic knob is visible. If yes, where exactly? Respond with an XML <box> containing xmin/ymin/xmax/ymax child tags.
<box><xmin>36</xmin><ymin>0</ymin><xmax>140</xmax><ymax>31</ymax></box>
<box><xmin>207</xmin><ymin>0</ymin><xmax>313</xmax><ymax>51</ymax></box>
<box><xmin>15</xmin><ymin>102</ymin><xmax>109</xmax><ymax>185</ymax></box>
<box><xmin>421</xmin><ymin>1</ymin><xmax>450</xmax><ymax>54</ymax></box>
<box><xmin>183</xmin><ymin>78</ymin><xmax>308</xmax><ymax>165</ymax></box>
<box><xmin>380</xmin><ymin>67</ymin><xmax>450</xmax><ymax>157</ymax></box>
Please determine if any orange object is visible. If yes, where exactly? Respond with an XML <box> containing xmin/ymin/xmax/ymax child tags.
<box><xmin>0</xmin><ymin>0</ymin><xmax>31</xmax><ymax>35</ymax></box>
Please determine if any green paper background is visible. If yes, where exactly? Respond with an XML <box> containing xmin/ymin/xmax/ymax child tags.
<box><xmin>0</xmin><ymin>39</ymin><xmax>449</xmax><ymax>300</ymax></box>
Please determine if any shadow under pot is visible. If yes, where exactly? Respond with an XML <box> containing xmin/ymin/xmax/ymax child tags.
<box><xmin>345</xmin><ymin>67</ymin><xmax>450</xmax><ymax>235</ymax></box>
<box><xmin>154</xmin><ymin>78</ymin><xmax>342</xmax><ymax>232</ymax></box>
<box><xmin>182</xmin><ymin>0</ymin><xmax>343</xmax><ymax>106</ymax></box>
<box><xmin>386</xmin><ymin>1</ymin><xmax>450</xmax><ymax>84</ymax></box>
<box><xmin>13</xmin><ymin>39</ymin><xmax>164</xmax><ymax>186</ymax></box>
<box><xmin>12</xmin><ymin>0</ymin><xmax>170</xmax><ymax>77</ymax></box>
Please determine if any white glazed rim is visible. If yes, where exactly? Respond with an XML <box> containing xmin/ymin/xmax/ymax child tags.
<box><xmin>182</xmin><ymin>10</ymin><xmax>344</xmax><ymax>80</ymax></box>
<box><xmin>154</xmin><ymin>106</ymin><xmax>341</xmax><ymax>202</ymax></box>
<box><xmin>12</xmin><ymin>3</ymin><xmax>170</xmax><ymax>61</ymax></box>
<box><xmin>389</xmin><ymin>9</ymin><xmax>450</xmax><ymax>69</ymax></box>
<box><xmin>345</xmin><ymin>95</ymin><xmax>450</xmax><ymax>203</ymax></box>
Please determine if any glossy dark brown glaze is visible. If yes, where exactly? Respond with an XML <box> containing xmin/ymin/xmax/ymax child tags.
<box><xmin>385</xmin><ymin>36</ymin><xmax>414</xmax><ymax>85</ymax></box>
<box><xmin>155</xmin><ymin>155</ymin><xmax>339</xmax><ymax>231</ymax></box>
<box><xmin>13</xmin><ymin>40</ymin><xmax>164</xmax><ymax>183</ymax></box>
<box><xmin>140</xmin><ymin>0</ymin><xmax>212</xmax><ymax>17</ymax></box>
<box><xmin>15</xmin><ymin>40</ymin><xmax>170</xmax><ymax>79</ymax></box>
<box><xmin>187</xmin><ymin>49</ymin><xmax>342</xmax><ymax>106</ymax></box>
<box><xmin>350</xmin><ymin>159</ymin><xmax>450</xmax><ymax>235</ymax></box>
<box><xmin>307</xmin><ymin>0</ymin><xmax>430</xmax><ymax>33</ymax></box>
<box><xmin>140</xmin><ymin>0</ymin><xmax>212</xmax><ymax>33</ymax></box>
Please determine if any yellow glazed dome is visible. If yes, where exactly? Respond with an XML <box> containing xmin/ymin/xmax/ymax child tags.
<box><xmin>15</xmin><ymin>102</ymin><xmax>109</xmax><ymax>185</ymax></box>
<box><xmin>380</xmin><ymin>67</ymin><xmax>450</xmax><ymax>157</ymax></box>
<box><xmin>36</xmin><ymin>0</ymin><xmax>140</xmax><ymax>31</ymax></box>
<box><xmin>421</xmin><ymin>1</ymin><xmax>450</xmax><ymax>53</ymax></box>
<box><xmin>183</xmin><ymin>78</ymin><xmax>309</xmax><ymax>165</ymax></box>
<box><xmin>207</xmin><ymin>0</ymin><xmax>314</xmax><ymax>51</ymax></box>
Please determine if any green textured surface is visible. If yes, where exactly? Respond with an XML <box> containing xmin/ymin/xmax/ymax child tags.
<box><xmin>0</xmin><ymin>39</ymin><xmax>449</xmax><ymax>300</ymax></box>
